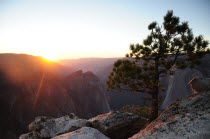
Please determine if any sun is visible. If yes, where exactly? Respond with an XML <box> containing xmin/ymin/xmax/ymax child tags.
<box><xmin>42</xmin><ymin>53</ymin><xmax>57</xmax><ymax>61</ymax></box>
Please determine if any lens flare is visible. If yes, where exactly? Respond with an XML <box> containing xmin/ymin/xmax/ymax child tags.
<box><xmin>33</xmin><ymin>72</ymin><xmax>45</xmax><ymax>109</ymax></box>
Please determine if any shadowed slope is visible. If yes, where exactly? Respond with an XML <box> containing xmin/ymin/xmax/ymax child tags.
<box><xmin>0</xmin><ymin>53</ymin><xmax>110</xmax><ymax>139</ymax></box>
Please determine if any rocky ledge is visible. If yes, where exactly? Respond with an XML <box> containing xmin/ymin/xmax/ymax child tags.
<box><xmin>20</xmin><ymin>111</ymin><xmax>147</xmax><ymax>139</ymax></box>
<box><xmin>20</xmin><ymin>91</ymin><xmax>210</xmax><ymax>139</ymax></box>
<box><xmin>52</xmin><ymin>127</ymin><xmax>110</xmax><ymax>139</ymax></box>
<box><xmin>130</xmin><ymin>92</ymin><xmax>210</xmax><ymax>139</ymax></box>
<box><xmin>20</xmin><ymin>113</ymin><xmax>87</xmax><ymax>139</ymax></box>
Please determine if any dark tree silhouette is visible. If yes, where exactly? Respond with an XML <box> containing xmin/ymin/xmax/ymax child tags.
<box><xmin>107</xmin><ymin>10</ymin><xmax>209</xmax><ymax>121</ymax></box>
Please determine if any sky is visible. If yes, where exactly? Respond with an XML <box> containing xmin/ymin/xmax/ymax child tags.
<box><xmin>0</xmin><ymin>0</ymin><xmax>209</xmax><ymax>60</ymax></box>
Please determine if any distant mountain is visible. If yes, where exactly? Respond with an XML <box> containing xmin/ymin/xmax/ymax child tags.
<box><xmin>0</xmin><ymin>53</ymin><xmax>72</xmax><ymax>79</ymax></box>
<box><xmin>63</xmin><ymin>70</ymin><xmax>110</xmax><ymax>118</ymax></box>
<box><xmin>58</xmin><ymin>58</ymin><xmax>152</xmax><ymax>109</ymax></box>
<box><xmin>59</xmin><ymin>54</ymin><xmax>210</xmax><ymax>111</ymax></box>
<box><xmin>0</xmin><ymin>53</ymin><xmax>109</xmax><ymax>139</ymax></box>
<box><xmin>59</xmin><ymin>58</ymin><xmax>120</xmax><ymax>78</ymax></box>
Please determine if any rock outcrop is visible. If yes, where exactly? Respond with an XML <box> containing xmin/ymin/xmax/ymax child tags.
<box><xmin>20</xmin><ymin>111</ymin><xmax>147</xmax><ymax>139</ymax></box>
<box><xmin>64</xmin><ymin>70</ymin><xmax>110</xmax><ymax>118</ymax></box>
<box><xmin>130</xmin><ymin>91</ymin><xmax>210</xmax><ymax>139</ymax></box>
<box><xmin>28</xmin><ymin>115</ymin><xmax>87</xmax><ymax>138</ymax></box>
<box><xmin>88</xmin><ymin>110</ymin><xmax>148</xmax><ymax>139</ymax></box>
<box><xmin>52</xmin><ymin>127</ymin><xmax>110</xmax><ymax>139</ymax></box>
<box><xmin>161</xmin><ymin>54</ymin><xmax>210</xmax><ymax>109</ymax></box>
<box><xmin>19</xmin><ymin>114</ymin><xmax>88</xmax><ymax>139</ymax></box>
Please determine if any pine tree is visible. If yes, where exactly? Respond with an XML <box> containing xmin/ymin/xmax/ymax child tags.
<box><xmin>107</xmin><ymin>10</ymin><xmax>209</xmax><ymax>121</ymax></box>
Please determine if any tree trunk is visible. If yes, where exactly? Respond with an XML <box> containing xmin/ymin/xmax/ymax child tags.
<box><xmin>150</xmin><ymin>57</ymin><xmax>159</xmax><ymax>121</ymax></box>
<box><xmin>151</xmin><ymin>87</ymin><xmax>159</xmax><ymax>121</ymax></box>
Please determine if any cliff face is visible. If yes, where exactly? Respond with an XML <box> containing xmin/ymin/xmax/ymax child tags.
<box><xmin>63</xmin><ymin>70</ymin><xmax>110</xmax><ymax>118</ymax></box>
<box><xmin>160</xmin><ymin>68</ymin><xmax>202</xmax><ymax>109</ymax></box>
<box><xmin>161</xmin><ymin>54</ymin><xmax>210</xmax><ymax>109</ymax></box>
<box><xmin>130</xmin><ymin>91</ymin><xmax>210</xmax><ymax>139</ymax></box>
<box><xmin>0</xmin><ymin>54</ymin><xmax>110</xmax><ymax>139</ymax></box>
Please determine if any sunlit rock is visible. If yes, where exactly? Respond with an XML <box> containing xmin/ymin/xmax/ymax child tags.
<box><xmin>130</xmin><ymin>92</ymin><xmax>210</xmax><ymax>139</ymax></box>
<box><xmin>52</xmin><ymin>127</ymin><xmax>110</xmax><ymax>139</ymax></box>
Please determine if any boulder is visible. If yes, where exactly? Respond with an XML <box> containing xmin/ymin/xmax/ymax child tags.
<box><xmin>52</xmin><ymin>127</ymin><xmax>110</xmax><ymax>139</ymax></box>
<box><xmin>130</xmin><ymin>91</ymin><xmax>210</xmax><ymax>139</ymax></box>
<box><xmin>87</xmin><ymin>110</ymin><xmax>148</xmax><ymax>139</ymax></box>
<box><xmin>28</xmin><ymin>114</ymin><xmax>87</xmax><ymax>138</ymax></box>
<box><xmin>188</xmin><ymin>77</ymin><xmax>210</xmax><ymax>93</ymax></box>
